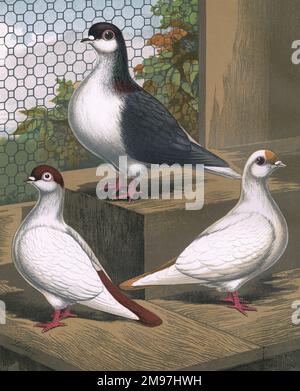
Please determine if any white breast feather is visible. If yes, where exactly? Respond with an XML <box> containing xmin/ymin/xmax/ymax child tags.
<box><xmin>68</xmin><ymin>67</ymin><xmax>125</xmax><ymax>166</ymax></box>
<box><xmin>17</xmin><ymin>227</ymin><xmax>103</xmax><ymax>302</ymax></box>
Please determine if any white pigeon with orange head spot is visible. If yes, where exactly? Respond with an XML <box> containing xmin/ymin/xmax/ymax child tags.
<box><xmin>120</xmin><ymin>150</ymin><xmax>288</xmax><ymax>316</ymax></box>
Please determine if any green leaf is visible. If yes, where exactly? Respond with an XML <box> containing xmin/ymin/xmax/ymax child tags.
<box><xmin>143</xmin><ymin>65</ymin><xmax>155</xmax><ymax>74</ymax></box>
<box><xmin>161</xmin><ymin>51</ymin><xmax>173</xmax><ymax>58</ymax></box>
<box><xmin>181</xmin><ymin>81</ymin><xmax>192</xmax><ymax>95</ymax></box>
<box><xmin>189</xmin><ymin>99</ymin><xmax>199</xmax><ymax>112</ymax></box>
<box><xmin>171</xmin><ymin>69</ymin><xmax>181</xmax><ymax>86</ymax></box>
<box><xmin>183</xmin><ymin>61</ymin><xmax>191</xmax><ymax>82</ymax></box>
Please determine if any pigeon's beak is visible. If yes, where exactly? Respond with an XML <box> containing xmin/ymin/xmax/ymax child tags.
<box><xmin>274</xmin><ymin>161</ymin><xmax>286</xmax><ymax>168</ymax></box>
<box><xmin>24</xmin><ymin>176</ymin><xmax>36</xmax><ymax>183</ymax></box>
<box><xmin>81</xmin><ymin>36</ymin><xmax>95</xmax><ymax>43</ymax></box>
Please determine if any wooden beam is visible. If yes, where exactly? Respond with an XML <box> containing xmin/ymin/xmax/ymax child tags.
<box><xmin>0</xmin><ymin>263</ymin><xmax>262</xmax><ymax>371</ymax></box>
<box><xmin>198</xmin><ymin>0</ymin><xmax>206</xmax><ymax>145</ymax></box>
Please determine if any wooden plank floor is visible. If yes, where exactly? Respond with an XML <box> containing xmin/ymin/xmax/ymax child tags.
<box><xmin>0</xmin><ymin>263</ymin><xmax>262</xmax><ymax>371</ymax></box>
<box><xmin>152</xmin><ymin>268</ymin><xmax>300</xmax><ymax>361</ymax></box>
<box><xmin>1</xmin><ymin>265</ymin><xmax>300</xmax><ymax>370</ymax></box>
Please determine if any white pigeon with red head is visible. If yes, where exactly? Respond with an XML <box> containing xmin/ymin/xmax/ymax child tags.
<box><xmin>12</xmin><ymin>165</ymin><xmax>162</xmax><ymax>332</ymax></box>
<box><xmin>120</xmin><ymin>150</ymin><xmax>289</xmax><ymax>315</ymax></box>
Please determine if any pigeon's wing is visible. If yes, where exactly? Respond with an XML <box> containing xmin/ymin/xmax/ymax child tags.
<box><xmin>18</xmin><ymin>226</ymin><xmax>104</xmax><ymax>302</ymax></box>
<box><xmin>176</xmin><ymin>212</ymin><xmax>275</xmax><ymax>281</ymax></box>
<box><xmin>65</xmin><ymin>225</ymin><xmax>107</xmax><ymax>274</ymax></box>
<box><xmin>121</xmin><ymin>90</ymin><xmax>229</xmax><ymax>167</ymax></box>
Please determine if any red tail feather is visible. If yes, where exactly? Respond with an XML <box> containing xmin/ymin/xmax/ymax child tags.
<box><xmin>97</xmin><ymin>271</ymin><xmax>162</xmax><ymax>327</ymax></box>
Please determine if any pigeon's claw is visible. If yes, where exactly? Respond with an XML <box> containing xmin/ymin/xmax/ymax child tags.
<box><xmin>34</xmin><ymin>310</ymin><xmax>67</xmax><ymax>333</ymax></box>
<box><xmin>127</xmin><ymin>179</ymin><xmax>139</xmax><ymax>202</ymax></box>
<box><xmin>220</xmin><ymin>292</ymin><xmax>247</xmax><ymax>304</ymax></box>
<box><xmin>104</xmin><ymin>177</ymin><xmax>128</xmax><ymax>200</ymax></box>
<box><xmin>220</xmin><ymin>293</ymin><xmax>234</xmax><ymax>303</ymax></box>
<box><xmin>240</xmin><ymin>304</ymin><xmax>257</xmax><ymax>312</ymax></box>
<box><xmin>225</xmin><ymin>291</ymin><xmax>256</xmax><ymax>316</ymax></box>
<box><xmin>34</xmin><ymin>321</ymin><xmax>67</xmax><ymax>333</ymax></box>
<box><xmin>60</xmin><ymin>307</ymin><xmax>78</xmax><ymax>319</ymax></box>
<box><xmin>227</xmin><ymin>304</ymin><xmax>248</xmax><ymax>317</ymax></box>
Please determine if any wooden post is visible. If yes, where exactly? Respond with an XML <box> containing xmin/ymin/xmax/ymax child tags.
<box><xmin>206</xmin><ymin>0</ymin><xmax>300</xmax><ymax>149</ymax></box>
<box><xmin>198</xmin><ymin>0</ymin><xmax>206</xmax><ymax>145</ymax></box>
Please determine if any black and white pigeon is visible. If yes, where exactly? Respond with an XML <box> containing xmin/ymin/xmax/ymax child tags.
<box><xmin>68</xmin><ymin>22</ymin><xmax>241</xmax><ymax>187</ymax></box>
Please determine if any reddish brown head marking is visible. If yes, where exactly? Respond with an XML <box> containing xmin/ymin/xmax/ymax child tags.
<box><xmin>30</xmin><ymin>165</ymin><xmax>64</xmax><ymax>188</ymax></box>
<box><xmin>265</xmin><ymin>150</ymin><xmax>278</xmax><ymax>164</ymax></box>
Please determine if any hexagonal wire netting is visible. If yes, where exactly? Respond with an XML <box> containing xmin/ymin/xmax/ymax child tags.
<box><xmin>0</xmin><ymin>0</ymin><xmax>198</xmax><ymax>205</ymax></box>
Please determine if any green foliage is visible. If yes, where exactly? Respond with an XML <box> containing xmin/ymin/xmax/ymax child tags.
<box><xmin>14</xmin><ymin>78</ymin><xmax>96</xmax><ymax>170</ymax></box>
<box><xmin>134</xmin><ymin>0</ymin><xmax>199</xmax><ymax>139</ymax></box>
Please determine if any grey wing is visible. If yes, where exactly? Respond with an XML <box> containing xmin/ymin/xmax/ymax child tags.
<box><xmin>176</xmin><ymin>213</ymin><xmax>275</xmax><ymax>281</ymax></box>
<box><xmin>121</xmin><ymin>90</ymin><xmax>229</xmax><ymax>167</ymax></box>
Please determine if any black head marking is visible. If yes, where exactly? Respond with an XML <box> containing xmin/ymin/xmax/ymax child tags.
<box><xmin>88</xmin><ymin>22</ymin><xmax>123</xmax><ymax>42</ymax></box>
<box><xmin>87</xmin><ymin>22</ymin><xmax>141</xmax><ymax>94</ymax></box>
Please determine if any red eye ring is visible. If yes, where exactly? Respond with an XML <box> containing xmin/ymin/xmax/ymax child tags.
<box><xmin>102</xmin><ymin>30</ymin><xmax>115</xmax><ymax>41</ymax></box>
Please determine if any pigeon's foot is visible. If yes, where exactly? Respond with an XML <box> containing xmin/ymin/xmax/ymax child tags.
<box><xmin>104</xmin><ymin>177</ymin><xmax>128</xmax><ymax>200</ymax></box>
<box><xmin>34</xmin><ymin>310</ymin><xmax>66</xmax><ymax>333</ymax></box>
<box><xmin>60</xmin><ymin>307</ymin><xmax>77</xmax><ymax>319</ymax></box>
<box><xmin>103</xmin><ymin>176</ymin><xmax>140</xmax><ymax>201</ymax></box>
<box><xmin>221</xmin><ymin>292</ymin><xmax>247</xmax><ymax>304</ymax></box>
<box><xmin>127</xmin><ymin>178</ymin><xmax>139</xmax><ymax>202</ymax></box>
<box><xmin>225</xmin><ymin>291</ymin><xmax>257</xmax><ymax>316</ymax></box>
<box><xmin>221</xmin><ymin>293</ymin><xmax>234</xmax><ymax>303</ymax></box>
<box><xmin>35</xmin><ymin>321</ymin><xmax>67</xmax><ymax>333</ymax></box>
<box><xmin>227</xmin><ymin>303</ymin><xmax>257</xmax><ymax>316</ymax></box>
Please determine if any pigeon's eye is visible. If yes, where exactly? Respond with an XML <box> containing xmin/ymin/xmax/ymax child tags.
<box><xmin>42</xmin><ymin>172</ymin><xmax>52</xmax><ymax>181</ymax></box>
<box><xmin>256</xmin><ymin>156</ymin><xmax>266</xmax><ymax>166</ymax></box>
<box><xmin>102</xmin><ymin>30</ymin><xmax>115</xmax><ymax>41</ymax></box>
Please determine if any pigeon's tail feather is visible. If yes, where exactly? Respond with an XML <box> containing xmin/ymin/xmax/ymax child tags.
<box><xmin>189</xmin><ymin>142</ymin><xmax>229</xmax><ymax>166</ymax></box>
<box><xmin>96</xmin><ymin>271</ymin><xmax>162</xmax><ymax>327</ymax></box>
<box><xmin>165</xmin><ymin>142</ymin><xmax>241</xmax><ymax>179</ymax></box>
<box><xmin>204</xmin><ymin>166</ymin><xmax>241</xmax><ymax>179</ymax></box>
<box><xmin>120</xmin><ymin>258</ymin><xmax>199</xmax><ymax>290</ymax></box>
<box><xmin>189</xmin><ymin>143</ymin><xmax>241</xmax><ymax>179</ymax></box>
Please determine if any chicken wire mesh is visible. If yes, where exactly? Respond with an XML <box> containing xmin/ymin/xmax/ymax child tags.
<box><xmin>0</xmin><ymin>0</ymin><xmax>199</xmax><ymax>205</ymax></box>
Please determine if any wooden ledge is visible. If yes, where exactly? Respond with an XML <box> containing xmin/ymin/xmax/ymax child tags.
<box><xmin>0</xmin><ymin>263</ymin><xmax>261</xmax><ymax>371</ymax></box>
<box><xmin>151</xmin><ymin>268</ymin><xmax>300</xmax><ymax>361</ymax></box>
<box><xmin>1</xmin><ymin>265</ymin><xmax>300</xmax><ymax>370</ymax></box>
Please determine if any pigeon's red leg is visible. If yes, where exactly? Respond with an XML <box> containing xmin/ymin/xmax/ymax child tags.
<box><xmin>60</xmin><ymin>306</ymin><xmax>77</xmax><ymax>319</ymax></box>
<box><xmin>127</xmin><ymin>179</ymin><xmax>138</xmax><ymax>202</ymax></box>
<box><xmin>221</xmin><ymin>292</ymin><xmax>246</xmax><ymax>303</ymax></box>
<box><xmin>105</xmin><ymin>176</ymin><xmax>139</xmax><ymax>201</ymax></box>
<box><xmin>221</xmin><ymin>292</ymin><xmax>234</xmax><ymax>303</ymax></box>
<box><xmin>117</xmin><ymin>177</ymin><xmax>130</xmax><ymax>200</ymax></box>
<box><xmin>34</xmin><ymin>310</ymin><xmax>66</xmax><ymax>332</ymax></box>
<box><xmin>227</xmin><ymin>291</ymin><xmax>257</xmax><ymax>316</ymax></box>
<box><xmin>104</xmin><ymin>177</ymin><xmax>128</xmax><ymax>200</ymax></box>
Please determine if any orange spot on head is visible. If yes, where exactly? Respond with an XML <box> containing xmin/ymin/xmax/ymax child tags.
<box><xmin>265</xmin><ymin>150</ymin><xmax>278</xmax><ymax>164</ymax></box>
